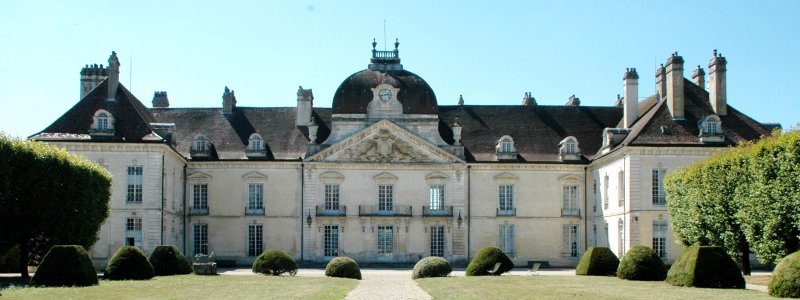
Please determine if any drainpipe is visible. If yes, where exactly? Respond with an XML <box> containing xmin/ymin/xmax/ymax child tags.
<box><xmin>182</xmin><ymin>164</ymin><xmax>187</xmax><ymax>254</ymax></box>
<box><xmin>583</xmin><ymin>166</ymin><xmax>588</xmax><ymax>251</ymax></box>
<box><xmin>467</xmin><ymin>165</ymin><xmax>472</xmax><ymax>261</ymax></box>
<box><xmin>161</xmin><ymin>153</ymin><xmax>165</xmax><ymax>246</ymax></box>
<box><xmin>300</xmin><ymin>162</ymin><xmax>304</xmax><ymax>262</ymax></box>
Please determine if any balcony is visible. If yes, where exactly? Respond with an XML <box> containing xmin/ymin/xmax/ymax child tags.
<box><xmin>245</xmin><ymin>207</ymin><xmax>265</xmax><ymax>216</ymax></box>
<box><xmin>496</xmin><ymin>208</ymin><xmax>516</xmax><ymax>216</ymax></box>
<box><xmin>422</xmin><ymin>206</ymin><xmax>453</xmax><ymax>217</ymax></box>
<box><xmin>316</xmin><ymin>205</ymin><xmax>346</xmax><ymax>217</ymax></box>
<box><xmin>359</xmin><ymin>205</ymin><xmax>412</xmax><ymax>217</ymax></box>
<box><xmin>561</xmin><ymin>208</ymin><xmax>581</xmax><ymax>218</ymax></box>
<box><xmin>190</xmin><ymin>207</ymin><xmax>209</xmax><ymax>215</ymax></box>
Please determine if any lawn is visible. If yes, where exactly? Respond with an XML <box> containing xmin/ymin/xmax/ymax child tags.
<box><xmin>0</xmin><ymin>274</ymin><xmax>358</xmax><ymax>300</ymax></box>
<box><xmin>417</xmin><ymin>275</ymin><xmax>772</xmax><ymax>300</ymax></box>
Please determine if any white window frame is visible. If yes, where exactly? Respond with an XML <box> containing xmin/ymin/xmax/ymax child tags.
<box><xmin>652</xmin><ymin>169</ymin><xmax>667</xmax><ymax>205</ymax></box>
<box><xmin>653</xmin><ymin>220</ymin><xmax>668</xmax><ymax>258</ymax></box>
<box><xmin>563</xmin><ymin>224</ymin><xmax>579</xmax><ymax>257</ymax></box>
<box><xmin>603</xmin><ymin>175</ymin><xmax>610</xmax><ymax>209</ymax></box>
<box><xmin>377</xmin><ymin>225</ymin><xmax>394</xmax><ymax>255</ymax></box>
<box><xmin>429</xmin><ymin>185</ymin><xmax>445</xmax><ymax>210</ymax></box>
<box><xmin>91</xmin><ymin>109</ymin><xmax>115</xmax><ymax>133</ymax></box>
<box><xmin>498</xmin><ymin>185</ymin><xmax>515</xmax><ymax>211</ymax></box>
<box><xmin>126</xmin><ymin>166</ymin><xmax>143</xmax><ymax>204</ymax></box>
<box><xmin>247</xmin><ymin>223</ymin><xmax>263</xmax><ymax>256</ymax></box>
<box><xmin>378</xmin><ymin>185</ymin><xmax>394</xmax><ymax>211</ymax></box>
<box><xmin>324</xmin><ymin>184</ymin><xmax>340</xmax><ymax>210</ymax></box>
<box><xmin>192</xmin><ymin>183</ymin><xmax>208</xmax><ymax>209</ymax></box>
<box><xmin>499</xmin><ymin>224</ymin><xmax>515</xmax><ymax>257</ymax></box>
<box><xmin>194</xmin><ymin>136</ymin><xmax>207</xmax><ymax>152</ymax></box>
<box><xmin>562</xmin><ymin>185</ymin><xmax>579</xmax><ymax>215</ymax></box>
<box><xmin>324</xmin><ymin>225</ymin><xmax>339</xmax><ymax>257</ymax></box>
<box><xmin>193</xmin><ymin>223</ymin><xmax>208</xmax><ymax>255</ymax></box>
<box><xmin>618</xmin><ymin>219</ymin><xmax>625</xmax><ymax>256</ymax></box>
<box><xmin>247</xmin><ymin>183</ymin><xmax>264</xmax><ymax>210</ymax></box>
<box><xmin>430</xmin><ymin>225</ymin><xmax>446</xmax><ymax>257</ymax></box>
<box><xmin>125</xmin><ymin>217</ymin><xmax>143</xmax><ymax>248</ymax></box>
<box><xmin>618</xmin><ymin>171</ymin><xmax>625</xmax><ymax>207</ymax></box>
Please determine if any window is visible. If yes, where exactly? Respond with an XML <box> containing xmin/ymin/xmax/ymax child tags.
<box><xmin>593</xmin><ymin>179</ymin><xmax>598</xmax><ymax>212</ymax></box>
<box><xmin>499</xmin><ymin>224</ymin><xmax>515</xmax><ymax>257</ymax></box>
<box><xmin>652</xmin><ymin>169</ymin><xmax>667</xmax><ymax>205</ymax></box>
<box><xmin>603</xmin><ymin>175</ymin><xmax>609</xmax><ymax>209</ymax></box>
<box><xmin>324</xmin><ymin>225</ymin><xmax>339</xmax><ymax>257</ymax></box>
<box><xmin>247</xmin><ymin>183</ymin><xmax>264</xmax><ymax>210</ymax></box>
<box><xmin>98</xmin><ymin>113</ymin><xmax>109</xmax><ymax>130</ymax></box>
<box><xmin>592</xmin><ymin>224</ymin><xmax>598</xmax><ymax>247</ymax></box>
<box><xmin>249</xmin><ymin>134</ymin><xmax>263</xmax><ymax>151</ymax></box>
<box><xmin>430</xmin><ymin>226</ymin><xmax>445</xmax><ymax>257</ymax></box>
<box><xmin>127</xmin><ymin>166</ymin><xmax>143</xmax><ymax>204</ymax></box>
<box><xmin>653</xmin><ymin>220</ymin><xmax>668</xmax><ymax>258</ymax></box>
<box><xmin>125</xmin><ymin>217</ymin><xmax>142</xmax><ymax>248</ymax></box>
<box><xmin>429</xmin><ymin>185</ymin><xmax>445</xmax><ymax>210</ymax></box>
<box><xmin>498</xmin><ymin>185</ymin><xmax>514</xmax><ymax>211</ymax></box>
<box><xmin>192</xmin><ymin>184</ymin><xmax>208</xmax><ymax>209</ymax></box>
<box><xmin>193</xmin><ymin>224</ymin><xmax>208</xmax><ymax>255</ymax></box>
<box><xmin>705</xmin><ymin>120</ymin><xmax>719</xmax><ymax>135</ymax></box>
<box><xmin>194</xmin><ymin>136</ymin><xmax>206</xmax><ymax>152</ymax></box>
<box><xmin>562</xmin><ymin>185</ymin><xmax>579</xmax><ymax>216</ymax></box>
<box><xmin>377</xmin><ymin>226</ymin><xmax>393</xmax><ymax>255</ymax></box>
<box><xmin>379</xmin><ymin>185</ymin><xmax>393</xmax><ymax>211</ymax></box>
<box><xmin>498</xmin><ymin>137</ymin><xmax>514</xmax><ymax>153</ymax></box>
<box><xmin>563</xmin><ymin>224</ymin><xmax>579</xmax><ymax>257</ymax></box>
<box><xmin>618</xmin><ymin>171</ymin><xmax>625</xmax><ymax>207</ymax></box>
<box><xmin>247</xmin><ymin>224</ymin><xmax>263</xmax><ymax>256</ymax></box>
<box><xmin>618</xmin><ymin>219</ymin><xmax>625</xmax><ymax>256</ymax></box>
<box><xmin>324</xmin><ymin>184</ymin><xmax>340</xmax><ymax>210</ymax></box>
<box><xmin>564</xmin><ymin>141</ymin><xmax>576</xmax><ymax>154</ymax></box>
<box><xmin>604</xmin><ymin>222</ymin><xmax>610</xmax><ymax>247</ymax></box>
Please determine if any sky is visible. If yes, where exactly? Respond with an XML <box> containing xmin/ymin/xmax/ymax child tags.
<box><xmin>1</xmin><ymin>1</ymin><xmax>799</xmax><ymax>138</ymax></box>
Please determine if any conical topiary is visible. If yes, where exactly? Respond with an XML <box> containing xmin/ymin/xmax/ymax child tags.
<box><xmin>617</xmin><ymin>245</ymin><xmax>667</xmax><ymax>281</ymax></box>
<box><xmin>149</xmin><ymin>245</ymin><xmax>192</xmax><ymax>276</ymax></box>
<box><xmin>30</xmin><ymin>245</ymin><xmax>98</xmax><ymax>287</ymax></box>
<box><xmin>666</xmin><ymin>246</ymin><xmax>744</xmax><ymax>288</ymax></box>
<box><xmin>576</xmin><ymin>247</ymin><xmax>619</xmax><ymax>276</ymax></box>
<box><xmin>104</xmin><ymin>246</ymin><xmax>155</xmax><ymax>280</ymax></box>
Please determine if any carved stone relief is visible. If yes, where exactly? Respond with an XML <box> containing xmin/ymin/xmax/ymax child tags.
<box><xmin>336</xmin><ymin>129</ymin><xmax>434</xmax><ymax>163</ymax></box>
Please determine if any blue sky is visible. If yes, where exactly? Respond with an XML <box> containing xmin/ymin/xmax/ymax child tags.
<box><xmin>1</xmin><ymin>1</ymin><xmax>798</xmax><ymax>138</ymax></box>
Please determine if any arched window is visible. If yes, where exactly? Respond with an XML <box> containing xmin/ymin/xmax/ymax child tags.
<box><xmin>559</xmin><ymin>136</ymin><xmax>581</xmax><ymax>161</ymax></box>
<box><xmin>496</xmin><ymin>136</ymin><xmax>515</xmax><ymax>154</ymax></box>
<box><xmin>194</xmin><ymin>136</ymin><xmax>207</xmax><ymax>152</ymax></box>
<box><xmin>249</xmin><ymin>134</ymin><xmax>263</xmax><ymax>151</ymax></box>
<box><xmin>90</xmin><ymin>109</ymin><xmax>114</xmax><ymax>135</ymax></box>
<box><xmin>703</xmin><ymin>118</ymin><xmax>720</xmax><ymax>135</ymax></box>
<box><xmin>698</xmin><ymin>115</ymin><xmax>724</xmax><ymax>143</ymax></box>
<box><xmin>98</xmin><ymin>113</ymin><xmax>109</xmax><ymax>130</ymax></box>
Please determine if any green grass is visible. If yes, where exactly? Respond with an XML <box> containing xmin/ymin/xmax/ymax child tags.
<box><xmin>417</xmin><ymin>275</ymin><xmax>771</xmax><ymax>300</ymax></box>
<box><xmin>0</xmin><ymin>274</ymin><xmax>358</xmax><ymax>300</ymax></box>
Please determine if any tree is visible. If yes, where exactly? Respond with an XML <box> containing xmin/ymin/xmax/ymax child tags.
<box><xmin>0</xmin><ymin>134</ymin><xmax>111</xmax><ymax>277</ymax></box>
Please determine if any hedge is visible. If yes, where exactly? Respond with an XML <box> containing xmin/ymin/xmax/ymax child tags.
<box><xmin>149</xmin><ymin>245</ymin><xmax>192</xmax><ymax>276</ymax></box>
<box><xmin>666</xmin><ymin>246</ymin><xmax>744</xmax><ymax>288</ymax></box>
<box><xmin>465</xmin><ymin>246</ymin><xmax>514</xmax><ymax>276</ymax></box>
<box><xmin>576</xmin><ymin>247</ymin><xmax>619</xmax><ymax>276</ymax></box>
<box><xmin>104</xmin><ymin>246</ymin><xmax>155</xmax><ymax>280</ymax></box>
<box><xmin>325</xmin><ymin>257</ymin><xmax>361</xmax><ymax>280</ymax></box>
<box><xmin>252</xmin><ymin>249</ymin><xmax>298</xmax><ymax>276</ymax></box>
<box><xmin>617</xmin><ymin>245</ymin><xmax>667</xmax><ymax>281</ymax></box>
<box><xmin>769</xmin><ymin>251</ymin><xmax>800</xmax><ymax>297</ymax></box>
<box><xmin>412</xmin><ymin>256</ymin><xmax>452</xmax><ymax>279</ymax></box>
<box><xmin>30</xmin><ymin>245</ymin><xmax>97</xmax><ymax>287</ymax></box>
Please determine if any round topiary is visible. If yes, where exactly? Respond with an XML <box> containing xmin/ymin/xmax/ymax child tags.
<box><xmin>769</xmin><ymin>251</ymin><xmax>800</xmax><ymax>297</ymax></box>
<box><xmin>666</xmin><ymin>246</ymin><xmax>744</xmax><ymax>288</ymax></box>
<box><xmin>412</xmin><ymin>256</ymin><xmax>452</xmax><ymax>279</ymax></box>
<box><xmin>465</xmin><ymin>246</ymin><xmax>514</xmax><ymax>276</ymax></box>
<box><xmin>252</xmin><ymin>248</ymin><xmax>298</xmax><ymax>276</ymax></box>
<box><xmin>576</xmin><ymin>247</ymin><xmax>619</xmax><ymax>276</ymax></box>
<box><xmin>325</xmin><ymin>257</ymin><xmax>361</xmax><ymax>280</ymax></box>
<box><xmin>30</xmin><ymin>245</ymin><xmax>98</xmax><ymax>287</ymax></box>
<box><xmin>104</xmin><ymin>246</ymin><xmax>155</xmax><ymax>280</ymax></box>
<box><xmin>149</xmin><ymin>245</ymin><xmax>192</xmax><ymax>276</ymax></box>
<box><xmin>617</xmin><ymin>245</ymin><xmax>667</xmax><ymax>281</ymax></box>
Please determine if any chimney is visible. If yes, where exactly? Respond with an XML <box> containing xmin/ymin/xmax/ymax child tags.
<box><xmin>655</xmin><ymin>64</ymin><xmax>666</xmax><ymax>100</ymax></box>
<box><xmin>222</xmin><ymin>86</ymin><xmax>236</xmax><ymax>115</ymax></box>
<box><xmin>708</xmin><ymin>49</ymin><xmax>727</xmax><ymax>116</ymax></box>
<box><xmin>80</xmin><ymin>64</ymin><xmax>109</xmax><ymax>100</ymax></box>
<box><xmin>296</xmin><ymin>86</ymin><xmax>314</xmax><ymax>126</ymax></box>
<box><xmin>458</xmin><ymin>95</ymin><xmax>464</xmax><ymax>106</ymax></box>
<box><xmin>152</xmin><ymin>91</ymin><xmax>170</xmax><ymax>108</ymax></box>
<box><xmin>566</xmin><ymin>95</ymin><xmax>580</xmax><ymax>106</ymax></box>
<box><xmin>107</xmin><ymin>51</ymin><xmax>120</xmax><ymax>102</ymax></box>
<box><xmin>522</xmin><ymin>92</ymin><xmax>537</xmax><ymax>106</ymax></box>
<box><xmin>665</xmin><ymin>52</ymin><xmax>685</xmax><ymax>120</ymax></box>
<box><xmin>692</xmin><ymin>65</ymin><xmax>705</xmax><ymax>89</ymax></box>
<box><xmin>614</xmin><ymin>94</ymin><xmax>623</xmax><ymax>107</ymax></box>
<box><xmin>623</xmin><ymin>68</ymin><xmax>639</xmax><ymax>128</ymax></box>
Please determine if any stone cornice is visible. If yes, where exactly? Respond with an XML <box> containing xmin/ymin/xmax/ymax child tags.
<box><xmin>469</xmin><ymin>163</ymin><xmax>585</xmax><ymax>172</ymax></box>
<box><xmin>189</xmin><ymin>161</ymin><xmax>299</xmax><ymax>169</ymax></box>
<box><xmin>52</xmin><ymin>142</ymin><xmax>186</xmax><ymax>162</ymax></box>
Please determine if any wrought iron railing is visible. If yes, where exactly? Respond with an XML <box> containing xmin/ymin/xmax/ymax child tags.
<box><xmin>496</xmin><ymin>208</ymin><xmax>516</xmax><ymax>216</ymax></box>
<box><xmin>359</xmin><ymin>205</ymin><xmax>412</xmax><ymax>217</ymax></box>
<box><xmin>190</xmin><ymin>207</ymin><xmax>209</xmax><ymax>215</ymax></box>
<box><xmin>422</xmin><ymin>206</ymin><xmax>453</xmax><ymax>217</ymax></box>
<box><xmin>561</xmin><ymin>208</ymin><xmax>581</xmax><ymax>217</ymax></box>
<box><xmin>245</xmin><ymin>207</ymin><xmax>264</xmax><ymax>216</ymax></box>
<box><xmin>316</xmin><ymin>205</ymin><xmax>346</xmax><ymax>217</ymax></box>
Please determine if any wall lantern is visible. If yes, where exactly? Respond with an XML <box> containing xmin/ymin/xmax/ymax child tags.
<box><xmin>306</xmin><ymin>211</ymin><xmax>312</xmax><ymax>228</ymax></box>
<box><xmin>457</xmin><ymin>210</ymin><xmax>463</xmax><ymax>228</ymax></box>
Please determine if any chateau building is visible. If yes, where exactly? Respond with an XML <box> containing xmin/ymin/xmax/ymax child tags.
<box><xmin>32</xmin><ymin>44</ymin><xmax>774</xmax><ymax>267</ymax></box>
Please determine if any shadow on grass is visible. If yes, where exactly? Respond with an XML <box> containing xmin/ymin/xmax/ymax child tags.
<box><xmin>0</xmin><ymin>276</ymin><xmax>30</xmax><ymax>290</ymax></box>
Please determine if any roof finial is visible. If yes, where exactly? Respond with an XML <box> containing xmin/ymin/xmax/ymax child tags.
<box><xmin>372</xmin><ymin>38</ymin><xmax>377</xmax><ymax>50</ymax></box>
<box><xmin>458</xmin><ymin>94</ymin><xmax>464</xmax><ymax>106</ymax></box>
<box><xmin>713</xmin><ymin>49</ymin><xmax>718</xmax><ymax>57</ymax></box>
<box><xmin>394</xmin><ymin>38</ymin><xmax>399</xmax><ymax>50</ymax></box>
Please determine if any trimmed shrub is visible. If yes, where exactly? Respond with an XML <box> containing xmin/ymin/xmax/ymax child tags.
<box><xmin>412</xmin><ymin>256</ymin><xmax>452</xmax><ymax>279</ymax></box>
<box><xmin>104</xmin><ymin>246</ymin><xmax>155</xmax><ymax>280</ymax></box>
<box><xmin>325</xmin><ymin>257</ymin><xmax>361</xmax><ymax>280</ymax></box>
<box><xmin>666</xmin><ymin>246</ymin><xmax>744</xmax><ymax>288</ymax></box>
<box><xmin>30</xmin><ymin>245</ymin><xmax>98</xmax><ymax>287</ymax></box>
<box><xmin>252</xmin><ymin>249</ymin><xmax>298</xmax><ymax>276</ymax></box>
<box><xmin>0</xmin><ymin>244</ymin><xmax>21</xmax><ymax>273</ymax></box>
<box><xmin>465</xmin><ymin>246</ymin><xmax>514</xmax><ymax>276</ymax></box>
<box><xmin>576</xmin><ymin>247</ymin><xmax>619</xmax><ymax>276</ymax></box>
<box><xmin>149</xmin><ymin>245</ymin><xmax>192</xmax><ymax>276</ymax></box>
<box><xmin>769</xmin><ymin>251</ymin><xmax>800</xmax><ymax>298</ymax></box>
<box><xmin>617</xmin><ymin>245</ymin><xmax>667</xmax><ymax>281</ymax></box>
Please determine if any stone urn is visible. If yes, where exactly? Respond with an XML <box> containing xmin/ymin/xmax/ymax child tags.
<box><xmin>193</xmin><ymin>262</ymin><xmax>217</xmax><ymax>275</ymax></box>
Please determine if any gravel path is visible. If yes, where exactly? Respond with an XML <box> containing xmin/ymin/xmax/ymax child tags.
<box><xmin>344</xmin><ymin>269</ymin><xmax>432</xmax><ymax>300</ymax></box>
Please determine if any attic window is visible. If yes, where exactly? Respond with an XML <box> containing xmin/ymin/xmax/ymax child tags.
<box><xmin>703</xmin><ymin>119</ymin><xmax>720</xmax><ymax>135</ymax></box>
<box><xmin>495</xmin><ymin>135</ymin><xmax>517</xmax><ymax>161</ymax></box>
<box><xmin>191</xmin><ymin>135</ymin><xmax>211</xmax><ymax>157</ymax></box>
<box><xmin>195</xmin><ymin>136</ymin><xmax>207</xmax><ymax>152</ymax></box>
<box><xmin>246</xmin><ymin>133</ymin><xmax>267</xmax><ymax>158</ymax></box>
<box><xmin>698</xmin><ymin>115</ymin><xmax>724</xmax><ymax>143</ymax></box>
<box><xmin>559</xmin><ymin>136</ymin><xmax>581</xmax><ymax>161</ymax></box>
<box><xmin>89</xmin><ymin>109</ymin><xmax>115</xmax><ymax>136</ymax></box>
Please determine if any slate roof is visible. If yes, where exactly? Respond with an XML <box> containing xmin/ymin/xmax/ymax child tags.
<box><xmin>32</xmin><ymin>80</ymin><xmax>161</xmax><ymax>142</ymax></box>
<box><xmin>438</xmin><ymin>105</ymin><xmax>622</xmax><ymax>162</ymax></box>
<box><xmin>332</xmin><ymin>69</ymin><xmax>438</xmax><ymax>115</ymax></box>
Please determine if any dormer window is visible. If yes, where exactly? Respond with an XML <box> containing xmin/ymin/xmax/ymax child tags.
<box><xmin>191</xmin><ymin>135</ymin><xmax>211</xmax><ymax>157</ymax></box>
<box><xmin>559</xmin><ymin>136</ymin><xmax>581</xmax><ymax>161</ymax></box>
<box><xmin>698</xmin><ymin>115</ymin><xmax>724</xmax><ymax>143</ymax></box>
<box><xmin>246</xmin><ymin>133</ymin><xmax>267</xmax><ymax>158</ymax></box>
<box><xmin>90</xmin><ymin>109</ymin><xmax>115</xmax><ymax>136</ymax></box>
<box><xmin>495</xmin><ymin>135</ymin><xmax>517</xmax><ymax>160</ymax></box>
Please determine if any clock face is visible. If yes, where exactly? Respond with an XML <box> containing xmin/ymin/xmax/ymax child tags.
<box><xmin>378</xmin><ymin>89</ymin><xmax>392</xmax><ymax>102</ymax></box>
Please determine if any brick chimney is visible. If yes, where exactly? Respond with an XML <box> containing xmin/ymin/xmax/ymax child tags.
<box><xmin>623</xmin><ymin>68</ymin><xmax>639</xmax><ymax>128</ymax></box>
<box><xmin>80</xmin><ymin>64</ymin><xmax>108</xmax><ymax>100</ymax></box>
<box><xmin>107</xmin><ymin>51</ymin><xmax>120</xmax><ymax>102</ymax></box>
<box><xmin>665</xmin><ymin>52</ymin><xmax>685</xmax><ymax>120</ymax></box>
<box><xmin>152</xmin><ymin>91</ymin><xmax>169</xmax><ymax>108</ymax></box>
<box><xmin>222</xmin><ymin>86</ymin><xmax>236</xmax><ymax>115</ymax></box>
<box><xmin>708</xmin><ymin>49</ymin><xmax>727</xmax><ymax>116</ymax></box>
<box><xmin>296</xmin><ymin>86</ymin><xmax>314</xmax><ymax>126</ymax></box>
<box><xmin>692</xmin><ymin>65</ymin><xmax>705</xmax><ymax>89</ymax></box>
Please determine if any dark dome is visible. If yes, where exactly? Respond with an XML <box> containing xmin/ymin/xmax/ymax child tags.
<box><xmin>332</xmin><ymin>69</ymin><xmax>438</xmax><ymax>114</ymax></box>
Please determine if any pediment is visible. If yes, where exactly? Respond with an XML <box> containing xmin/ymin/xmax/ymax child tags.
<box><xmin>243</xmin><ymin>171</ymin><xmax>268</xmax><ymax>180</ymax></box>
<box><xmin>494</xmin><ymin>172</ymin><xmax>519</xmax><ymax>181</ymax></box>
<box><xmin>559</xmin><ymin>174</ymin><xmax>584</xmax><ymax>183</ymax></box>
<box><xmin>187</xmin><ymin>172</ymin><xmax>212</xmax><ymax>180</ymax></box>
<box><xmin>305</xmin><ymin>119</ymin><xmax>463</xmax><ymax>163</ymax></box>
